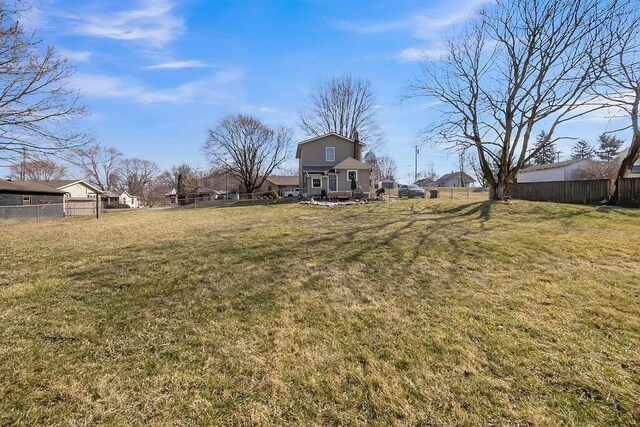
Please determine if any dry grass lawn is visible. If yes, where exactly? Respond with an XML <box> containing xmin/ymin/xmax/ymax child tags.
<box><xmin>0</xmin><ymin>199</ymin><xmax>639</xmax><ymax>425</ymax></box>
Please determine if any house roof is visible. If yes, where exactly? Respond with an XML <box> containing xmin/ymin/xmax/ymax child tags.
<box><xmin>295</xmin><ymin>133</ymin><xmax>365</xmax><ymax>158</ymax></box>
<box><xmin>31</xmin><ymin>179</ymin><xmax>103</xmax><ymax>194</ymax></box>
<box><xmin>101</xmin><ymin>190</ymin><xmax>121</xmax><ymax>198</ymax></box>
<box><xmin>0</xmin><ymin>180</ymin><xmax>65</xmax><ymax>194</ymax></box>
<box><xmin>435</xmin><ymin>171</ymin><xmax>476</xmax><ymax>185</ymax></box>
<box><xmin>334</xmin><ymin>157</ymin><xmax>372</xmax><ymax>170</ymax></box>
<box><xmin>414</xmin><ymin>177</ymin><xmax>436</xmax><ymax>187</ymax></box>
<box><xmin>265</xmin><ymin>175</ymin><xmax>299</xmax><ymax>186</ymax></box>
<box><xmin>520</xmin><ymin>158</ymin><xmax>590</xmax><ymax>173</ymax></box>
<box><xmin>302</xmin><ymin>165</ymin><xmax>333</xmax><ymax>175</ymax></box>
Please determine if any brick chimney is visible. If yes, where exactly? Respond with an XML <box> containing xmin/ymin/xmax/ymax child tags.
<box><xmin>353</xmin><ymin>130</ymin><xmax>360</xmax><ymax>160</ymax></box>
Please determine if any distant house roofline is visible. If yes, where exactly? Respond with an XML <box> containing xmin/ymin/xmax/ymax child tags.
<box><xmin>520</xmin><ymin>158</ymin><xmax>592</xmax><ymax>173</ymax></box>
<box><xmin>31</xmin><ymin>179</ymin><xmax>103</xmax><ymax>194</ymax></box>
<box><xmin>0</xmin><ymin>180</ymin><xmax>66</xmax><ymax>194</ymax></box>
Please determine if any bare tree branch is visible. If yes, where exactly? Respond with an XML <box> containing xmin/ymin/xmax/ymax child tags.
<box><xmin>0</xmin><ymin>0</ymin><xmax>87</xmax><ymax>166</ymax></box>
<box><xmin>299</xmin><ymin>74</ymin><xmax>384</xmax><ymax>152</ymax></box>
<box><xmin>204</xmin><ymin>114</ymin><xmax>292</xmax><ymax>194</ymax></box>
<box><xmin>407</xmin><ymin>0</ymin><xmax>616</xmax><ymax>199</ymax></box>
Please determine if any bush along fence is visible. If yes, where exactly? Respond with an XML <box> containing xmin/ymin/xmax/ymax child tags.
<box><xmin>496</xmin><ymin>178</ymin><xmax>640</xmax><ymax>206</ymax></box>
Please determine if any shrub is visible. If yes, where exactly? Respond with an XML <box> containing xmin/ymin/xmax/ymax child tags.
<box><xmin>271</xmin><ymin>190</ymin><xmax>279</xmax><ymax>199</ymax></box>
<box><xmin>105</xmin><ymin>203</ymin><xmax>130</xmax><ymax>209</ymax></box>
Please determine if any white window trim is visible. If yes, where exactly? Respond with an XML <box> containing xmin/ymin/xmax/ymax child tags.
<box><xmin>347</xmin><ymin>170</ymin><xmax>358</xmax><ymax>182</ymax></box>
<box><xmin>311</xmin><ymin>177</ymin><xmax>322</xmax><ymax>188</ymax></box>
<box><xmin>325</xmin><ymin>146</ymin><xmax>335</xmax><ymax>162</ymax></box>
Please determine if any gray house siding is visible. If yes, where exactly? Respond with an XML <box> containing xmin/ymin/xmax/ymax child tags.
<box><xmin>297</xmin><ymin>134</ymin><xmax>370</xmax><ymax>197</ymax></box>
<box><xmin>298</xmin><ymin>134</ymin><xmax>362</xmax><ymax>168</ymax></box>
<box><xmin>0</xmin><ymin>192</ymin><xmax>64</xmax><ymax>206</ymax></box>
<box><xmin>0</xmin><ymin>191</ymin><xmax>65</xmax><ymax>223</ymax></box>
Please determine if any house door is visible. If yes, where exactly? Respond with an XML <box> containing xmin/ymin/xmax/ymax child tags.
<box><xmin>329</xmin><ymin>175</ymin><xmax>337</xmax><ymax>191</ymax></box>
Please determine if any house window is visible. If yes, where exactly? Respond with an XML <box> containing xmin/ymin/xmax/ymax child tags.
<box><xmin>22</xmin><ymin>195</ymin><xmax>32</xmax><ymax>205</ymax></box>
<box><xmin>325</xmin><ymin>147</ymin><xmax>335</xmax><ymax>162</ymax></box>
<box><xmin>347</xmin><ymin>170</ymin><xmax>358</xmax><ymax>182</ymax></box>
<box><xmin>312</xmin><ymin>178</ymin><xmax>322</xmax><ymax>188</ymax></box>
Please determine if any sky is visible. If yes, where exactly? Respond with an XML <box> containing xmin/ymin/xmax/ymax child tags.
<box><xmin>15</xmin><ymin>0</ymin><xmax>631</xmax><ymax>183</ymax></box>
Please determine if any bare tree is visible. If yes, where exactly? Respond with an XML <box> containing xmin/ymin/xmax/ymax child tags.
<box><xmin>72</xmin><ymin>144</ymin><xmax>122</xmax><ymax>190</ymax></box>
<box><xmin>573</xmin><ymin>159</ymin><xmax>620</xmax><ymax>180</ymax></box>
<box><xmin>204</xmin><ymin>114</ymin><xmax>292</xmax><ymax>194</ymax></box>
<box><xmin>119</xmin><ymin>158</ymin><xmax>159</xmax><ymax>197</ymax></box>
<box><xmin>377</xmin><ymin>155</ymin><xmax>397</xmax><ymax>181</ymax></box>
<box><xmin>594</xmin><ymin>0</ymin><xmax>640</xmax><ymax>202</ymax></box>
<box><xmin>467</xmin><ymin>153</ymin><xmax>486</xmax><ymax>188</ymax></box>
<box><xmin>365</xmin><ymin>151</ymin><xmax>397</xmax><ymax>182</ymax></box>
<box><xmin>9</xmin><ymin>159</ymin><xmax>66</xmax><ymax>180</ymax></box>
<box><xmin>0</xmin><ymin>1</ymin><xmax>86</xmax><ymax>166</ymax></box>
<box><xmin>299</xmin><ymin>75</ymin><xmax>384</xmax><ymax>152</ymax></box>
<box><xmin>408</xmin><ymin>0</ymin><xmax>615</xmax><ymax>199</ymax></box>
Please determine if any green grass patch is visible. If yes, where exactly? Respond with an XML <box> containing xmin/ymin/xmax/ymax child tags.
<box><xmin>0</xmin><ymin>199</ymin><xmax>639</xmax><ymax>425</ymax></box>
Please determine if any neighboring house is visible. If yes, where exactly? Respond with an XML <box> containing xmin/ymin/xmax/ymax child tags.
<box><xmin>101</xmin><ymin>190</ymin><xmax>141</xmax><ymax>208</ymax></box>
<box><xmin>189</xmin><ymin>188</ymin><xmax>218</xmax><ymax>202</ymax></box>
<box><xmin>31</xmin><ymin>179</ymin><xmax>103</xmax><ymax>217</ymax></box>
<box><xmin>414</xmin><ymin>177</ymin><xmax>436</xmax><ymax>188</ymax></box>
<box><xmin>32</xmin><ymin>179</ymin><xmax>102</xmax><ymax>199</ymax></box>
<box><xmin>261</xmin><ymin>175</ymin><xmax>299</xmax><ymax>194</ymax></box>
<box><xmin>165</xmin><ymin>188</ymin><xmax>178</xmax><ymax>204</ymax></box>
<box><xmin>119</xmin><ymin>191</ymin><xmax>137</xmax><ymax>208</ymax></box>
<box><xmin>435</xmin><ymin>171</ymin><xmax>476</xmax><ymax>187</ymax></box>
<box><xmin>0</xmin><ymin>180</ymin><xmax>65</xmax><ymax>223</ymax></box>
<box><xmin>295</xmin><ymin>132</ymin><xmax>372</xmax><ymax>197</ymax></box>
<box><xmin>517</xmin><ymin>159</ymin><xmax>594</xmax><ymax>183</ymax></box>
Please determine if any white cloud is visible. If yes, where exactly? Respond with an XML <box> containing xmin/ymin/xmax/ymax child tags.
<box><xmin>73</xmin><ymin>0</ymin><xmax>184</xmax><ymax>47</ymax></box>
<box><xmin>71</xmin><ymin>69</ymin><xmax>244</xmax><ymax>104</ymax></box>
<box><xmin>145</xmin><ymin>60</ymin><xmax>209</xmax><ymax>70</ymax></box>
<box><xmin>337</xmin><ymin>0</ymin><xmax>492</xmax><ymax>61</ymax></box>
<box><xmin>398</xmin><ymin>47</ymin><xmax>448</xmax><ymax>62</ymax></box>
<box><xmin>58</xmin><ymin>49</ymin><xmax>92</xmax><ymax>62</ymax></box>
<box><xmin>337</xmin><ymin>0</ymin><xmax>491</xmax><ymax>38</ymax></box>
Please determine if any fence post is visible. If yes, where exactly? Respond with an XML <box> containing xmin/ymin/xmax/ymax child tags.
<box><xmin>36</xmin><ymin>205</ymin><xmax>40</xmax><ymax>222</ymax></box>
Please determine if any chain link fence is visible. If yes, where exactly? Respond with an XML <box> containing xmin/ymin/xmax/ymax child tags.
<box><xmin>0</xmin><ymin>203</ymin><xmax>65</xmax><ymax>224</ymax></box>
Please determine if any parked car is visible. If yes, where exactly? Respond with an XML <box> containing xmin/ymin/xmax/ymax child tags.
<box><xmin>398</xmin><ymin>184</ymin><xmax>426</xmax><ymax>198</ymax></box>
<box><xmin>282</xmin><ymin>188</ymin><xmax>300</xmax><ymax>198</ymax></box>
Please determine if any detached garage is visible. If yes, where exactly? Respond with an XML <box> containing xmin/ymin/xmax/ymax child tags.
<box><xmin>0</xmin><ymin>180</ymin><xmax>65</xmax><ymax>224</ymax></box>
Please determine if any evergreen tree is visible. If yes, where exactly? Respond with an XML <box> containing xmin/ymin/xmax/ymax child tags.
<box><xmin>176</xmin><ymin>173</ymin><xmax>187</xmax><ymax>198</ymax></box>
<box><xmin>596</xmin><ymin>133</ymin><xmax>624</xmax><ymax>162</ymax></box>
<box><xmin>533</xmin><ymin>131</ymin><xmax>557</xmax><ymax>165</ymax></box>
<box><xmin>571</xmin><ymin>139</ymin><xmax>595</xmax><ymax>159</ymax></box>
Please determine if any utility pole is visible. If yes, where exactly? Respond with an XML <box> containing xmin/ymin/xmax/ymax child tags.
<box><xmin>20</xmin><ymin>147</ymin><xmax>26</xmax><ymax>180</ymax></box>
<box><xmin>414</xmin><ymin>145</ymin><xmax>419</xmax><ymax>183</ymax></box>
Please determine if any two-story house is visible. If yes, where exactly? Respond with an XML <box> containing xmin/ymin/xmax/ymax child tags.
<box><xmin>295</xmin><ymin>132</ymin><xmax>373</xmax><ymax>197</ymax></box>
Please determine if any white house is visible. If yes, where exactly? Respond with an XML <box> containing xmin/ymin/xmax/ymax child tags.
<box><xmin>34</xmin><ymin>179</ymin><xmax>102</xmax><ymax>199</ymax></box>
<box><xmin>517</xmin><ymin>159</ymin><xmax>594</xmax><ymax>183</ymax></box>
<box><xmin>119</xmin><ymin>191</ymin><xmax>140</xmax><ymax>208</ymax></box>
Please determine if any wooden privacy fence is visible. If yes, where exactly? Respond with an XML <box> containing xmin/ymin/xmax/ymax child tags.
<box><xmin>504</xmin><ymin>178</ymin><xmax>640</xmax><ymax>205</ymax></box>
<box><xmin>618</xmin><ymin>178</ymin><xmax>640</xmax><ymax>205</ymax></box>
<box><xmin>506</xmin><ymin>179</ymin><xmax>608</xmax><ymax>204</ymax></box>
<box><xmin>65</xmin><ymin>199</ymin><xmax>99</xmax><ymax>216</ymax></box>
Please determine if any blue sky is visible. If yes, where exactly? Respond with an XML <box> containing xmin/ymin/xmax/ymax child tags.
<box><xmin>20</xmin><ymin>0</ymin><xmax>630</xmax><ymax>182</ymax></box>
